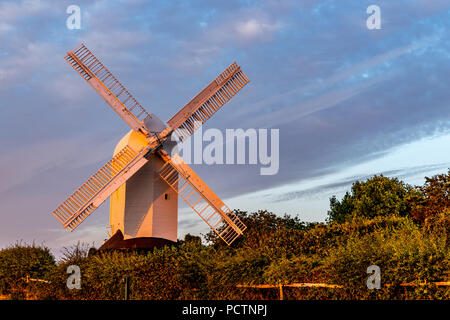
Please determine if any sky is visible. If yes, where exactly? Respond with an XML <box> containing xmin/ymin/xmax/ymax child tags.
<box><xmin>1</xmin><ymin>0</ymin><xmax>450</xmax><ymax>256</ymax></box>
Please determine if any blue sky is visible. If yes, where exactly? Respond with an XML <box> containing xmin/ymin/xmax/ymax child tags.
<box><xmin>1</xmin><ymin>0</ymin><xmax>450</xmax><ymax>255</ymax></box>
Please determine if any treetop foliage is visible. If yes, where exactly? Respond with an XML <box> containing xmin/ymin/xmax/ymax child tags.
<box><xmin>327</xmin><ymin>170</ymin><xmax>450</xmax><ymax>224</ymax></box>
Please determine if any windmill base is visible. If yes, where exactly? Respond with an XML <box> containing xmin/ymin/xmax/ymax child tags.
<box><xmin>98</xmin><ymin>230</ymin><xmax>178</xmax><ymax>251</ymax></box>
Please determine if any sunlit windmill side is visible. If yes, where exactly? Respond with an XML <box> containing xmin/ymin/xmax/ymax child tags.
<box><xmin>50</xmin><ymin>43</ymin><xmax>249</xmax><ymax>249</ymax></box>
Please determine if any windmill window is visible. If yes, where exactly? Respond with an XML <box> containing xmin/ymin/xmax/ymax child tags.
<box><xmin>164</xmin><ymin>193</ymin><xmax>168</xmax><ymax>200</ymax></box>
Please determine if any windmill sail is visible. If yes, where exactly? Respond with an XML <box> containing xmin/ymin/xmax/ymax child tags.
<box><xmin>167</xmin><ymin>62</ymin><xmax>250</xmax><ymax>142</ymax></box>
<box><xmin>65</xmin><ymin>43</ymin><xmax>151</xmax><ymax>135</ymax></box>
<box><xmin>158</xmin><ymin>150</ymin><xmax>246</xmax><ymax>245</ymax></box>
<box><xmin>51</xmin><ymin>145</ymin><xmax>152</xmax><ymax>231</ymax></box>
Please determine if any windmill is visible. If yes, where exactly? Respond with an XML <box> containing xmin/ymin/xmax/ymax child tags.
<box><xmin>50</xmin><ymin>43</ymin><xmax>249</xmax><ymax>248</ymax></box>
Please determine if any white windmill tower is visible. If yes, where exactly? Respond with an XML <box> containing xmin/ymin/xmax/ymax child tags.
<box><xmin>50</xmin><ymin>44</ymin><xmax>249</xmax><ymax>249</ymax></box>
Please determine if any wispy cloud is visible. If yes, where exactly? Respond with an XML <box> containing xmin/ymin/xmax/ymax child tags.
<box><xmin>0</xmin><ymin>134</ymin><xmax>114</xmax><ymax>195</ymax></box>
<box><xmin>235</xmin><ymin>37</ymin><xmax>435</xmax><ymax>123</ymax></box>
<box><xmin>276</xmin><ymin>162</ymin><xmax>450</xmax><ymax>202</ymax></box>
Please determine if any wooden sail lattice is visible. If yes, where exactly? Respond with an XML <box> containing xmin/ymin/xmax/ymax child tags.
<box><xmin>158</xmin><ymin>153</ymin><xmax>246</xmax><ymax>245</ymax></box>
<box><xmin>51</xmin><ymin>145</ymin><xmax>149</xmax><ymax>231</ymax></box>
<box><xmin>167</xmin><ymin>62</ymin><xmax>250</xmax><ymax>142</ymax></box>
<box><xmin>65</xmin><ymin>43</ymin><xmax>151</xmax><ymax>133</ymax></box>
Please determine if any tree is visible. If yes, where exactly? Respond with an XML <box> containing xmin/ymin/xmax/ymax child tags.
<box><xmin>327</xmin><ymin>192</ymin><xmax>354</xmax><ymax>223</ymax></box>
<box><xmin>409</xmin><ymin>170</ymin><xmax>450</xmax><ymax>223</ymax></box>
<box><xmin>327</xmin><ymin>175</ymin><xmax>413</xmax><ymax>223</ymax></box>
<box><xmin>182</xmin><ymin>233</ymin><xmax>202</xmax><ymax>245</ymax></box>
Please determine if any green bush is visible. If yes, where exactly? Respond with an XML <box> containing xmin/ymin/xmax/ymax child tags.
<box><xmin>323</xmin><ymin>216</ymin><xmax>449</xmax><ymax>299</ymax></box>
<box><xmin>0</xmin><ymin>242</ymin><xmax>56</xmax><ymax>298</ymax></box>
